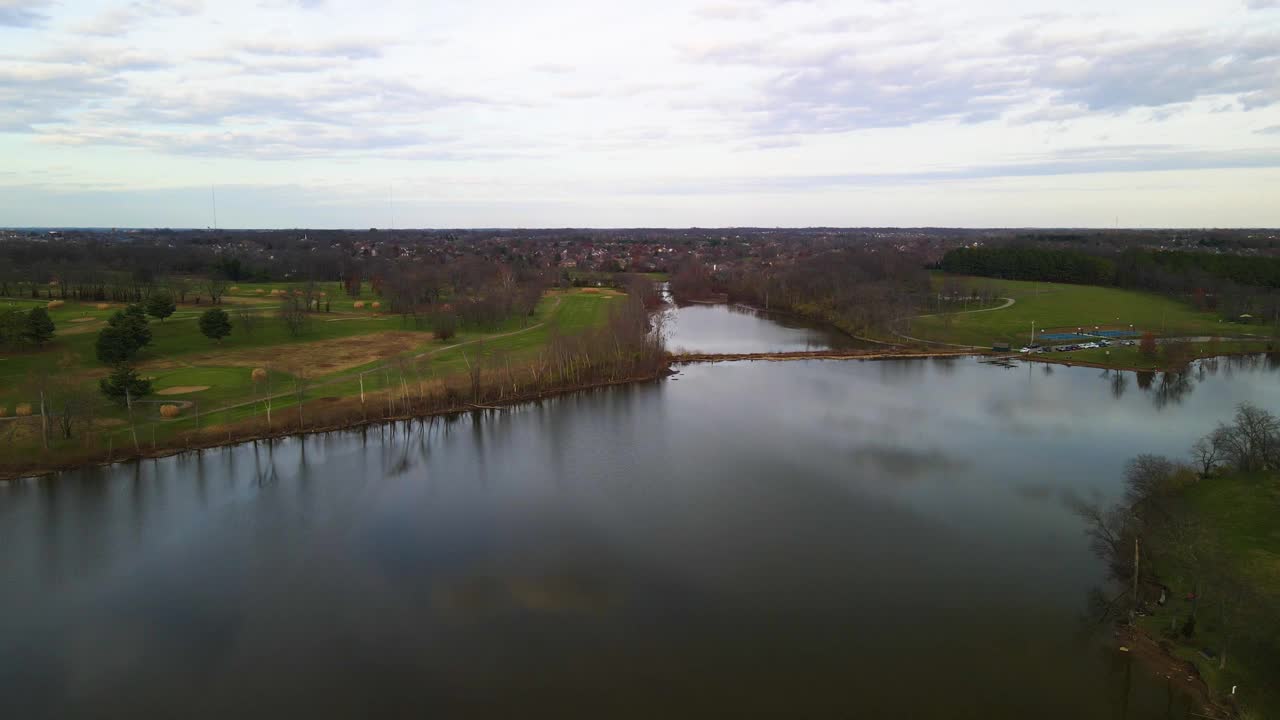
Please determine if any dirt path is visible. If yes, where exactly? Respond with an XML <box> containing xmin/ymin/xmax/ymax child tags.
<box><xmin>890</xmin><ymin>297</ymin><xmax>1016</xmax><ymax>349</ymax></box>
<box><xmin>913</xmin><ymin>296</ymin><xmax>1016</xmax><ymax>320</ymax></box>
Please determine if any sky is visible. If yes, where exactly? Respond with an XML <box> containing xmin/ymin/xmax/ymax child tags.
<box><xmin>1</xmin><ymin>0</ymin><xmax>1279</xmax><ymax>228</ymax></box>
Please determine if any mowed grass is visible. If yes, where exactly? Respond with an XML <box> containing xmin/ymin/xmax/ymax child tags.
<box><xmin>910</xmin><ymin>275</ymin><xmax>1270</xmax><ymax>347</ymax></box>
<box><xmin>0</xmin><ymin>287</ymin><xmax>625</xmax><ymax>441</ymax></box>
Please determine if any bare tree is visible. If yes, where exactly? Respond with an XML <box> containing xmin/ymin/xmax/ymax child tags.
<box><xmin>1190</xmin><ymin>435</ymin><xmax>1222</xmax><ymax>478</ymax></box>
<box><xmin>205</xmin><ymin>275</ymin><xmax>229</xmax><ymax>305</ymax></box>
<box><xmin>279</xmin><ymin>296</ymin><xmax>310</xmax><ymax>337</ymax></box>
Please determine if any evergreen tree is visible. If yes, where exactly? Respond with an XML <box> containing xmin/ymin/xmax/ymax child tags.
<box><xmin>99</xmin><ymin>364</ymin><xmax>152</xmax><ymax>404</ymax></box>
<box><xmin>198</xmin><ymin>308</ymin><xmax>232</xmax><ymax>343</ymax></box>
<box><xmin>96</xmin><ymin>309</ymin><xmax>152</xmax><ymax>364</ymax></box>
<box><xmin>25</xmin><ymin>307</ymin><xmax>55</xmax><ymax>346</ymax></box>
<box><xmin>145</xmin><ymin>292</ymin><xmax>176</xmax><ymax>322</ymax></box>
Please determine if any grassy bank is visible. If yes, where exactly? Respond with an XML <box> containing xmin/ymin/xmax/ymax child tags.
<box><xmin>1136</xmin><ymin>472</ymin><xmax>1280</xmax><ymax>717</ymax></box>
<box><xmin>0</xmin><ymin>287</ymin><xmax>635</xmax><ymax>477</ymax></box>
<box><xmin>908</xmin><ymin>275</ymin><xmax>1273</xmax><ymax>349</ymax></box>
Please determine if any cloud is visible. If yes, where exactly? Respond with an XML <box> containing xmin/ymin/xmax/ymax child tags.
<box><xmin>1258</xmin><ymin>125</ymin><xmax>1280</xmax><ymax>134</ymax></box>
<box><xmin>1245</xmin><ymin>0</ymin><xmax>1279</xmax><ymax>8</ymax></box>
<box><xmin>76</xmin><ymin>0</ymin><xmax>203</xmax><ymax>36</ymax></box>
<box><xmin>0</xmin><ymin>0</ymin><xmax>51</xmax><ymax>27</ymax></box>
<box><xmin>632</xmin><ymin>145</ymin><xmax>1280</xmax><ymax>194</ymax></box>
<box><xmin>691</xmin><ymin>18</ymin><xmax>1280</xmax><ymax>135</ymax></box>
<box><xmin>237</xmin><ymin>38</ymin><xmax>385</xmax><ymax>60</ymax></box>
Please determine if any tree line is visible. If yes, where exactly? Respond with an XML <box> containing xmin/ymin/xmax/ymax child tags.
<box><xmin>1072</xmin><ymin>403</ymin><xmax>1279</xmax><ymax>686</ymax></box>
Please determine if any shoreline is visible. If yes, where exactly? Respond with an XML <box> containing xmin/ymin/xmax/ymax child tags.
<box><xmin>1117</xmin><ymin>624</ymin><xmax>1235</xmax><ymax>719</ymax></box>
<box><xmin>9</xmin><ymin>346</ymin><xmax>1277</xmax><ymax>481</ymax></box>
<box><xmin>0</xmin><ymin>367</ymin><xmax>672</xmax><ymax>482</ymax></box>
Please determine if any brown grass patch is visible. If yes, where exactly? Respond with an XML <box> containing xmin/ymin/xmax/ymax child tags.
<box><xmin>70</xmin><ymin>317</ymin><xmax>96</xmax><ymax>323</ymax></box>
<box><xmin>93</xmin><ymin>418</ymin><xmax>128</xmax><ymax>428</ymax></box>
<box><xmin>579</xmin><ymin>288</ymin><xmax>600</xmax><ymax>294</ymax></box>
<box><xmin>155</xmin><ymin>385</ymin><xmax>210</xmax><ymax>395</ymax></box>
<box><xmin>161</xmin><ymin>332</ymin><xmax>426</xmax><ymax>374</ymax></box>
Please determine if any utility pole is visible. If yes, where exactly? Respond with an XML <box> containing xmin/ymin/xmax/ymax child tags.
<box><xmin>1132</xmin><ymin>537</ymin><xmax>1141</xmax><ymax>610</ymax></box>
<box><xmin>1031</xmin><ymin>320</ymin><xmax>1035</xmax><ymax>346</ymax></box>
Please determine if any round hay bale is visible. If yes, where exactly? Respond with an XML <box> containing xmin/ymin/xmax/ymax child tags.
<box><xmin>159</xmin><ymin>404</ymin><xmax>182</xmax><ymax>418</ymax></box>
<box><xmin>15</xmin><ymin>403</ymin><xmax>33</xmax><ymax>417</ymax></box>
<box><xmin>294</xmin><ymin>289</ymin><xmax>303</xmax><ymax>296</ymax></box>
<box><xmin>371</xmin><ymin>301</ymin><xmax>381</xmax><ymax>309</ymax></box>
<box><xmin>96</xmin><ymin>303</ymin><xmax>110</xmax><ymax>310</ymax></box>
<box><xmin>230</xmin><ymin>286</ymin><xmax>240</xmax><ymax>292</ymax></box>
<box><xmin>320</xmin><ymin>291</ymin><xmax>327</xmax><ymax>297</ymax></box>
<box><xmin>47</xmin><ymin>300</ymin><xmax>65</xmax><ymax>309</ymax></box>
<box><xmin>255</xmin><ymin>289</ymin><xmax>265</xmax><ymax>295</ymax></box>
<box><xmin>353</xmin><ymin>301</ymin><xmax>366</xmax><ymax>309</ymax></box>
<box><xmin>251</xmin><ymin>368</ymin><xmax>268</xmax><ymax>382</ymax></box>
<box><xmin>0</xmin><ymin>406</ymin><xmax>7</xmax><ymax>418</ymax></box>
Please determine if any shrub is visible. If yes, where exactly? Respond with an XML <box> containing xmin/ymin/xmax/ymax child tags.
<box><xmin>15</xmin><ymin>403</ymin><xmax>33</xmax><ymax>417</ymax></box>
<box><xmin>251</xmin><ymin>368</ymin><xmax>268</xmax><ymax>383</ymax></box>
<box><xmin>99</xmin><ymin>364</ymin><xmax>152</xmax><ymax>404</ymax></box>
<box><xmin>433</xmin><ymin>313</ymin><xmax>458</xmax><ymax>341</ymax></box>
<box><xmin>159</xmin><ymin>404</ymin><xmax>181</xmax><ymax>418</ymax></box>
<box><xmin>198</xmin><ymin>308</ymin><xmax>233</xmax><ymax>343</ymax></box>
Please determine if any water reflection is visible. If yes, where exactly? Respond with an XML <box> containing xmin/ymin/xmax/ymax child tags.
<box><xmin>2</xmin><ymin>356</ymin><xmax>1280</xmax><ymax>718</ymax></box>
<box><xmin>663</xmin><ymin>301</ymin><xmax>863</xmax><ymax>353</ymax></box>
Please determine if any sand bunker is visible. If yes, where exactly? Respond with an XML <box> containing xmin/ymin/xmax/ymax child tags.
<box><xmin>155</xmin><ymin>385</ymin><xmax>210</xmax><ymax>395</ymax></box>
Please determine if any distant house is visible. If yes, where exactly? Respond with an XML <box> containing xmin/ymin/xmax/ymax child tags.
<box><xmin>992</xmin><ymin>341</ymin><xmax>1011</xmax><ymax>352</ymax></box>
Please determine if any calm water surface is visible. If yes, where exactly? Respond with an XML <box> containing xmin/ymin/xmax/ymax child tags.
<box><xmin>3</xmin><ymin>307</ymin><xmax>1279</xmax><ymax>718</ymax></box>
<box><xmin>663</xmin><ymin>301</ymin><xmax>861</xmax><ymax>353</ymax></box>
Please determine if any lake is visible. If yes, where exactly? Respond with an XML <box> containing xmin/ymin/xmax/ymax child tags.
<box><xmin>3</xmin><ymin>303</ymin><xmax>1278</xmax><ymax>718</ymax></box>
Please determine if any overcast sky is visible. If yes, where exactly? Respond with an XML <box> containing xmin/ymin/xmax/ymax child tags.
<box><xmin>2</xmin><ymin>0</ymin><xmax>1279</xmax><ymax>228</ymax></box>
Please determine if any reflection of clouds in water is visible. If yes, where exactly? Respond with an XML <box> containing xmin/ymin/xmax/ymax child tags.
<box><xmin>434</xmin><ymin>574</ymin><xmax>617</xmax><ymax>616</ymax></box>
<box><xmin>849</xmin><ymin>445</ymin><xmax>970</xmax><ymax>478</ymax></box>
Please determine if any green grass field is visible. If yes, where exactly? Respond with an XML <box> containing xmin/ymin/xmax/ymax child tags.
<box><xmin>910</xmin><ymin>275</ymin><xmax>1274</xmax><ymax>349</ymax></box>
<box><xmin>0</xmin><ymin>287</ymin><xmax>624</xmax><ymax>453</ymax></box>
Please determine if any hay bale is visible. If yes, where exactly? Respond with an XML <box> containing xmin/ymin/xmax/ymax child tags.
<box><xmin>251</xmin><ymin>368</ymin><xmax>268</xmax><ymax>382</ymax></box>
<box><xmin>371</xmin><ymin>301</ymin><xmax>381</xmax><ymax>309</ymax></box>
<box><xmin>159</xmin><ymin>404</ymin><xmax>182</xmax><ymax>418</ymax></box>
<box><xmin>15</xmin><ymin>403</ymin><xmax>33</xmax><ymax>417</ymax></box>
<box><xmin>96</xmin><ymin>303</ymin><xmax>110</xmax><ymax>310</ymax></box>
<box><xmin>353</xmin><ymin>301</ymin><xmax>366</xmax><ymax>309</ymax></box>
<box><xmin>230</xmin><ymin>286</ymin><xmax>240</xmax><ymax>292</ymax></box>
<box><xmin>0</xmin><ymin>406</ymin><xmax>7</xmax><ymax>418</ymax></box>
<box><xmin>47</xmin><ymin>300</ymin><xmax>65</xmax><ymax>309</ymax></box>
<box><xmin>255</xmin><ymin>289</ymin><xmax>265</xmax><ymax>295</ymax></box>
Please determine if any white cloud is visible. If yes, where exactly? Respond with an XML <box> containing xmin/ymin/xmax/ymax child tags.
<box><xmin>0</xmin><ymin>0</ymin><xmax>1277</xmax><ymax>226</ymax></box>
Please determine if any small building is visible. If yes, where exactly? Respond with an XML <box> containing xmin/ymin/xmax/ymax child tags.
<box><xmin>992</xmin><ymin>341</ymin><xmax>1011</xmax><ymax>352</ymax></box>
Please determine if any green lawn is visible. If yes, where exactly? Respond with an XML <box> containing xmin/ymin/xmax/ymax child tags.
<box><xmin>0</xmin><ymin>287</ymin><xmax>625</xmax><ymax>457</ymax></box>
<box><xmin>909</xmin><ymin>275</ymin><xmax>1273</xmax><ymax>348</ymax></box>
